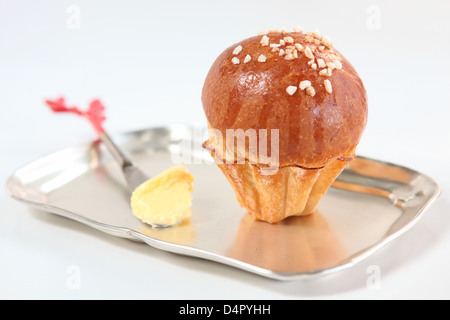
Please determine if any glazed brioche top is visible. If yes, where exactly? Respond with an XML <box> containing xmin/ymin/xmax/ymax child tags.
<box><xmin>202</xmin><ymin>29</ymin><xmax>368</xmax><ymax>168</ymax></box>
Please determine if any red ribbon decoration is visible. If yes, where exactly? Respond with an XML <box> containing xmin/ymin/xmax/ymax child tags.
<box><xmin>45</xmin><ymin>96</ymin><xmax>106</xmax><ymax>135</ymax></box>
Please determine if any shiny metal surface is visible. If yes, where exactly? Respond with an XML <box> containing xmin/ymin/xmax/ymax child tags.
<box><xmin>100</xmin><ymin>132</ymin><xmax>149</xmax><ymax>194</ymax></box>
<box><xmin>5</xmin><ymin>125</ymin><xmax>441</xmax><ymax>280</ymax></box>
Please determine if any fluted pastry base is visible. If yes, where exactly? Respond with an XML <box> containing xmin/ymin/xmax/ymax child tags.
<box><xmin>216</xmin><ymin>158</ymin><xmax>350</xmax><ymax>223</ymax></box>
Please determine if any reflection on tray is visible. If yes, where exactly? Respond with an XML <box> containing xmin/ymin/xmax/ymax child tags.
<box><xmin>333</xmin><ymin>157</ymin><xmax>419</xmax><ymax>208</ymax></box>
<box><xmin>346</xmin><ymin>157</ymin><xmax>414</xmax><ymax>184</ymax></box>
<box><xmin>137</xmin><ymin>218</ymin><xmax>197</xmax><ymax>246</ymax></box>
<box><xmin>227</xmin><ymin>212</ymin><xmax>348</xmax><ymax>273</ymax></box>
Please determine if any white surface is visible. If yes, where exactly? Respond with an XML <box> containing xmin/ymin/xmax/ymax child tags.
<box><xmin>1</xmin><ymin>0</ymin><xmax>449</xmax><ymax>299</ymax></box>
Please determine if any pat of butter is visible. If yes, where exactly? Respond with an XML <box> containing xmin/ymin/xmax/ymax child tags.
<box><xmin>131</xmin><ymin>165</ymin><xmax>194</xmax><ymax>226</ymax></box>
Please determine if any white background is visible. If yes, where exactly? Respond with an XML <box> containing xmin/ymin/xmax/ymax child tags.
<box><xmin>1</xmin><ymin>0</ymin><xmax>449</xmax><ymax>299</ymax></box>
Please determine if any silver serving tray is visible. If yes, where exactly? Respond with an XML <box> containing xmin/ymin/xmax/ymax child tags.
<box><xmin>5</xmin><ymin>125</ymin><xmax>441</xmax><ymax>280</ymax></box>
